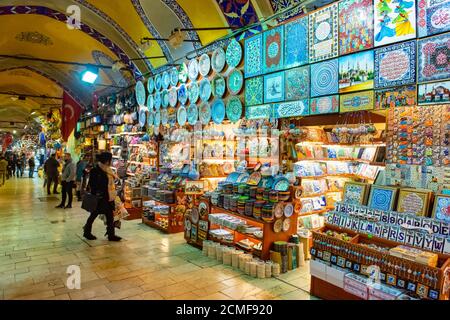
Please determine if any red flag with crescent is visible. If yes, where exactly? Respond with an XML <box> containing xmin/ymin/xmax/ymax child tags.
<box><xmin>61</xmin><ymin>92</ymin><xmax>82</xmax><ymax>142</ymax></box>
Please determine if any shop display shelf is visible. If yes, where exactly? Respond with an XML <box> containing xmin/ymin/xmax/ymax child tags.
<box><xmin>209</xmin><ymin>224</ymin><xmax>263</xmax><ymax>243</ymax></box>
<box><xmin>210</xmin><ymin>205</ymin><xmax>264</xmax><ymax>225</ymax></box>
<box><xmin>142</xmin><ymin>216</ymin><xmax>169</xmax><ymax>234</ymax></box>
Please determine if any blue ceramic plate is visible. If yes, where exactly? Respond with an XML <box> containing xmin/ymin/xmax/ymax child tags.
<box><xmin>272</xmin><ymin>177</ymin><xmax>290</xmax><ymax>192</ymax></box>
<box><xmin>212</xmin><ymin>47</ymin><xmax>226</xmax><ymax>73</ymax></box>
<box><xmin>154</xmin><ymin>110</ymin><xmax>161</xmax><ymax>126</ymax></box>
<box><xmin>236</xmin><ymin>172</ymin><xmax>250</xmax><ymax>184</ymax></box>
<box><xmin>188</xmin><ymin>59</ymin><xmax>199</xmax><ymax>81</ymax></box>
<box><xmin>199</xmin><ymin>53</ymin><xmax>211</xmax><ymax>77</ymax></box>
<box><xmin>199</xmin><ymin>78</ymin><xmax>212</xmax><ymax>102</ymax></box>
<box><xmin>147</xmin><ymin>110</ymin><xmax>154</xmax><ymax>126</ymax></box>
<box><xmin>155</xmin><ymin>74</ymin><xmax>162</xmax><ymax>91</ymax></box>
<box><xmin>211</xmin><ymin>99</ymin><xmax>225</xmax><ymax>124</ymax></box>
<box><xmin>178</xmin><ymin>62</ymin><xmax>188</xmax><ymax>83</ymax></box>
<box><xmin>154</xmin><ymin>92</ymin><xmax>161</xmax><ymax>110</ymax></box>
<box><xmin>259</xmin><ymin>176</ymin><xmax>274</xmax><ymax>189</ymax></box>
<box><xmin>227</xmin><ymin>69</ymin><xmax>244</xmax><ymax>95</ymax></box>
<box><xmin>161</xmin><ymin>90</ymin><xmax>169</xmax><ymax>108</ymax></box>
<box><xmin>178</xmin><ymin>84</ymin><xmax>188</xmax><ymax>105</ymax></box>
<box><xmin>168</xmin><ymin>87</ymin><xmax>178</xmax><ymax>107</ymax></box>
<box><xmin>139</xmin><ymin>109</ymin><xmax>146</xmax><ymax>127</ymax></box>
<box><xmin>135</xmin><ymin>81</ymin><xmax>146</xmax><ymax>106</ymax></box>
<box><xmin>212</xmin><ymin>75</ymin><xmax>226</xmax><ymax>98</ymax></box>
<box><xmin>161</xmin><ymin>108</ymin><xmax>168</xmax><ymax>125</ymax></box>
<box><xmin>177</xmin><ymin>106</ymin><xmax>187</xmax><ymax>126</ymax></box>
<box><xmin>188</xmin><ymin>82</ymin><xmax>199</xmax><ymax>103</ymax></box>
<box><xmin>226</xmin><ymin>38</ymin><xmax>243</xmax><ymax>69</ymax></box>
<box><xmin>199</xmin><ymin>102</ymin><xmax>211</xmax><ymax>125</ymax></box>
<box><xmin>146</xmin><ymin>95</ymin><xmax>154</xmax><ymax>111</ymax></box>
<box><xmin>187</xmin><ymin>103</ymin><xmax>198</xmax><ymax>125</ymax></box>
<box><xmin>226</xmin><ymin>97</ymin><xmax>242</xmax><ymax>123</ymax></box>
<box><xmin>162</xmin><ymin>71</ymin><xmax>170</xmax><ymax>89</ymax></box>
<box><xmin>147</xmin><ymin>77</ymin><xmax>155</xmax><ymax>93</ymax></box>
<box><xmin>168</xmin><ymin>107</ymin><xmax>177</xmax><ymax>126</ymax></box>
<box><xmin>170</xmin><ymin>67</ymin><xmax>179</xmax><ymax>87</ymax></box>
<box><xmin>226</xmin><ymin>172</ymin><xmax>240</xmax><ymax>183</ymax></box>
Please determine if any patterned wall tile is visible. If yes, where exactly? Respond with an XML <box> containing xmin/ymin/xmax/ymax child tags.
<box><xmin>245</xmin><ymin>76</ymin><xmax>264</xmax><ymax>106</ymax></box>
<box><xmin>308</xmin><ymin>3</ymin><xmax>339</xmax><ymax>63</ymax></box>
<box><xmin>264</xmin><ymin>71</ymin><xmax>285</xmax><ymax>103</ymax></box>
<box><xmin>285</xmin><ymin>65</ymin><xmax>310</xmax><ymax>101</ymax></box>
<box><xmin>417</xmin><ymin>0</ymin><xmax>450</xmax><ymax>37</ymax></box>
<box><xmin>284</xmin><ymin>15</ymin><xmax>309</xmax><ymax>68</ymax></box>
<box><xmin>310</xmin><ymin>58</ymin><xmax>339</xmax><ymax>97</ymax></box>
<box><xmin>417</xmin><ymin>32</ymin><xmax>450</xmax><ymax>83</ymax></box>
<box><xmin>245</xmin><ymin>34</ymin><xmax>263</xmax><ymax>78</ymax></box>
<box><xmin>263</xmin><ymin>25</ymin><xmax>284</xmax><ymax>74</ymax></box>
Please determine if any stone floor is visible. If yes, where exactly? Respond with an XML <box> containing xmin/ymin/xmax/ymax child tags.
<box><xmin>0</xmin><ymin>177</ymin><xmax>314</xmax><ymax>300</ymax></box>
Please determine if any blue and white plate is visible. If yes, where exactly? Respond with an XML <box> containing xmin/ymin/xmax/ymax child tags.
<box><xmin>178</xmin><ymin>84</ymin><xmax>188</xmax><ymax>105</ymax></box>
<box><xmin>187</xmin><ymin>103</ymin><xmax>198</xmax><ymax>125</ymax></box>
<box><xmin>139</xmin><ymin>109</ymin><xmax>146</xmax><ymax>127</ymax></box>
<box><xmin>236</xmin><ymin>172</ymin><xmax>250</xmax><ymax>184</ymax></box>
<box><xmin>199</xmin><ymin>78</ymin><xmax>212</xmax><ymax>102</ymax></box>
<box><xmin>154</xmin><ymin>91</ymin><xmax>161</xmax><ymax>110</ymax></box>
<box><xmin>188</xmin><ymin>58</ymin><xmax>199</xmax><ymax>81</ymax></box>
<box><xmin>212</xmin><ymin>75</ymin><xmax>226</xmax><ymax>98</ymax></box>
<box><xmin>169</xmin><ymin>87</ymin><xmax>178</xmax><ymax>107</ymax></box>
<box><xmin>226</xmin><ymin>172</ymin><xmax>240</xmax><ymax>183</ymax></box>
<box><xmin>226</xmin><ymin>38</ymin><xmax>243</xmax><ymax>69</ymax></box>
<box><xmin>272</xmin><ymin>177</ymin><xmax>290</xmax><ymax>192</ymax></box>
<box><xmin>154</xmin><ymin>110</ymin><xmax>161</xmax><ymax>126</ymax></box>
<box><xmin>135</xmin><ymin>81</ymin><xmax>146</xmax><ymax>106</ymax></box>
<box><xmin>211</xmin><ymin>99</ymin><xmax>225</xmax><ymax>124</ymax></box>
<box><xmin>161</xmin><ymin>89</ymin><xmax>169</xmax><ymax>108</ymax></box>
<box><xmin>227</xmin><ymin>69</ymin><xmax>244</xmax><ymax>95</ymax></box>
<box><xmin>161</xmin><ymin>108</ymin><xmax>168</xmax><ymax>125</ymax></box>
<box><xmin>170</xmin><ymin>67</ymin><xmax>179</xmax><ymax>87</ymax></box>
<box><xmin>168</xmin><ymin>107</ymin><xmax>177</xmax><ymax>126</ymax></box>
<box><xmin>179</xmin><ymin>62</ymin><xmax>188</xmax><ymax>83</ymax></box>
<box><xmin>147</xmin><ymin>77</ymin><xmax>155</xmax><ymax>93</ymax></box>
<box><xmin>199</xmin><ymin>102</ymin><xmax>211</xmax><ymax>125</ymax></box>
<box><xmin>147</xmin><ymin>110</ymin><xmax>154</xmax><ymax>126</ymax></box>
<box><xmin>146</xmin><ymin>95</ymin><xmax>154</xmax><ymax>111</ymax></box>
<box><xmin>177</xmin><ymin>106</ymin><xmax>187</xmax><ymax>126</ymax></box>
<box><xmin>162</xmin><ymin>71</ymin><xmax>170</xmax><ymax>89</ymax></box>
<box><xmin>226</xmin><ymin>97</ymin><xmax>242</xmax><ymax>123</ymax></box>
<box><xmin>155</xmin><ymin>74</ymin><xmax>162</xmax><ymax>91</ymax></box>
<box><xmin>188</xmin><ymin>82</ymin><xmax>200</xmax><ymax>103</ymax></box>
<box><xmin>199</xmin><ymin>53</ymin><xmax>211</xmax><ymax>77</ymax></box>
<box><xmin>212</xmin><ymin>47</ymin><xmax>226</xmax><ymax>73</ymax></box>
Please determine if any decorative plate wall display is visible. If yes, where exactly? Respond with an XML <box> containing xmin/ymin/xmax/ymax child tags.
<box><xmin>211</xmin><ymin>99</ymin><xmax>226</xmax><ymax>124</ymax></box>
<box><xmin>162</xmin><ymin>71</ymin><xmax>170</xmax><ymax>89</ymax></box>
<box><xmin>187</xmin><ymin>103</ymin><xmax>199</xmax><ymax>125</ymax></box>
<box><xmin>199</xmin><ymin>102</ymin><xmax>211</xmax><ymax>125</ymax></box>
<box><xmin>274</xmin><ymin>202</ymin><xmax>284</xmax><ymax>218</ymax></box>
<box><xmin>310</xmin><ymin>58</ymin><xmax>339</xmax><ymax>97</ymax></box>
<box><xmin>285</xmin><ymin>65</ymin><xmax>310</xmax><ymax>101</ymax></box>
<box><xmin>245</xmin><ymin>76</ymin><xmax>264</xmax><ymax>106</ymax></box>
<box><xmin>135</xmin><ymin>81</ymin><xmax>146</xmax><ymax>106</ymax></box>
<box><xmin>200</xmin><ymin>78</ymin><xmax>212</xmax><ymax>102</ymax></box>
<box><xmin>170</xmin><ymin>67</ymin><xmax>179</xmax><ymax>87</ymax></box>
<box><xmin>212</xmin><ymin>75</ymin><xmax>226</xmax><ymax>98</ymax></box>
<box><xmin>154</xmin><ymin>110</ymin><xmax>161</xmax><ymax>126</ymax></box>
<box><xmin>308</xmin><ymin>3</ymin><xmax>339</xmax><ymax>62</ymax></box>
<box><xmin>273</xmin><ymin>219</ymin><xmax>283</xmax><ymax>233</ymax></box>
<box><xmin>188</xmin><ymin>82</ymin><xmax>200</xmax><ymax>103</ymax></box>
<box><xmin>179</xmin><ymin>62</ymin><xmax>188</xmax><ymax>83</ymax></box>
<box><xmin>178</xmin><ymin>84</ymin><xmax>188</xmax><ymax>105</ymax></box>
<box><xmin>228</xmin><ymin>69</ymin><xmax>244</xmax><ymax>95</ymax></box>
<box><xmin>168</xmin><ymin>87</ymin><xmax>178</xmax><ymax>107</ymax></box>
<box><xmin>226</xmin><ymin>97</ymin><xmax>243</xmax><ymax>123</ymax></box>
<box><xmin>188</xmin><ymin>58</ymin><xmax>199</xmax><ymax>81</ymax></box>
<box><xmin>161</xmin><ymin>108</ymin><xmax>169</xmax><ymax>125</ymax></box>
<box><xmin>147</xmin><ymin>77</ymin><xmax>155</xmax><ymax>93</ymax></box>
<box><xmin>282</xmin><ymin>218</ymin><xmax>291</xmax><ymax>232</ymax></box>
<box><xmin>139</xmin><ymin>109</ymin><xmax>146</xmax><ymax>127</ymax></box>
<box><xmin>226</xmin><ymin>38</ymin><xmax>243</xmax><ymax>69</ymax></box>
<box><xmin>177</xmin><ymin>106</ymin><xmax>187</xmax><ymax>126</ymax></box>
<box><xmin>285</xmin><ymin>15</ymin><xmax>309</xmax><ymax>68</ymax></box>
<box><xmin>154</xmin><ymin>91</ymin><xmax>162</xmax><ymax>110</ymax></box>
<box><xmin>155</xmin><ymin>74</ymin><xmax>162</xmax><ymax>91</ymax></box>
<box><xmin>146</xmin><ymin>95</ymin><xmax>154</xmax><ymax>111</ymax></box>
<box><xmin>147</xmin><ymin>110</ymin><xmax>154</xmax><ymax>126</ymax></box>
<box><xmin>264</xmin><ymin>72</ymin><xmax>285</xmax><ymax>103</ymax></box>
<box><xmin>245</xmin><ymin>33</ymin><xmax>263</xmax><ymax>78</ymax></box>
<box><xmin>284</xmin><ymin>203</ymin><xmax>294</xmax><ymax>218</ymax></box>
<box><xmin>199</xmin><ymin>53</ymin><xmax>211</xmax><ymax>77</ymax></box>
<box><xmin>263</xmin><ymin>25</ymin><xmax>284</xmax><ymax>74</ymax></box>
<box><xmin>212</xmin><ymin>47</ymin><xmax>226</xmax><ymax>73</ymax></box>
<box><xmin>161</xmin><ymin>90</ymin><xmax>169</xmax><ymax>108</ymax></box>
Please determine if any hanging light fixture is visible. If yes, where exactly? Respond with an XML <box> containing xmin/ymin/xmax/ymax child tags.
<box><xmin>81</xmin><ymin>66</ymin><xmax>99</xmax><ymax>84</ymax></box>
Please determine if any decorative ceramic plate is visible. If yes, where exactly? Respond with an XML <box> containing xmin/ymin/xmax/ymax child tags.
<box><xmin>226</xmin><ymin>97</ymin><xmax>242</xmax><ymax>123</ymax></box>
<box><xmin>199</xmin><ymin>78</ymin><xmax>212</xmax><ymax>102</ymax></box>
<box><xmin>177</xmin><ymin>106</ymin><xmax>187</xmax><ymax>126</ymax></box>
<box><xmin>272</xmin><ymin>177</ymin><xmax>290</xmax><ymax>192</ymax></box>
<box><xmin>170</xmin><ymin>67</ymin><xmax>179</xmax><ymax>87</ymax></box>
<box><xmin>199</xmin><ymin>53</ymin><xmax>211</xmax><ymax>77</ymax></box>
<box><xmin>212</xmin><ymin>75</ymin><xmax>226</xmax><ymax>98</ymax></box>
<box><xmin>236</xmin><ymin>172</ymin><xmax>249</xmax><ymax>184</ymax></box>
<box><xmin>274</xmin><ymin>202</ymin><xmax>284</xmax><ymax>219</ymax></box>
<box><xmin>226</xmin><ymin>172</ymin><xmax>240</xmax><ymax>183</ymax></box>
<box><xmin>273</xmin><ymin>219</ymin><xmax>283</xmax><ymax>233</ymax></box>
<box><xmin>154</xmin><ymin>110</ymin><xmax>161</xmax><ymax>126</ymax></box>
<box><xmin>188</xmin><ymin>82</ymin><xmax>199</xmax><ymax>103</ymax></box>
<box><xmin>185</xmin><ymin>218</ymin><xmax>192</xmax><ymax>231</ymax></box>
<box><xmin>162</xmin><ymin>71</ymin><xmax>170</xmax><ymax>89</ymax></box>
<box><xmin>147</xmin><ymin>77</ymin><xmax>155</xmax><ymax>93</ymax></box>
<box><xmin>199</xmin><ymin>102</ymin><xmax>211</xmax><ymax>125</ymax></box>
<box><xmin>227</xmin><ymin>69</ymin><xmax>244</xmax><ymax>95</ymax></box>
<box><xmin>154</xmin><ymin>74</ymin><xmax>162</xmax><ymax>91</ymax></box>
<box><xmin>198</xmin><ymin>201</ymin><xmax>209</xmax><ymax>218</ymax></box>
<box><xmin>187</xmin><ymin>103</ymin><xmax>198</xmax><ymax>125</ymax></box>
<box><xmin>148</xmin><ymin>110</ymin><xmax>155</xmax><ymax>126</ymax></box>
<box><xmin>211</xmin><ymin>99</ymin><xmax>225</xmax><ymax>124</ymax></box>
<box><xmin>191</xmin><ymin>207</ymin><xmax>199</xmax><ymax>224</ymax></box>
<box><xmin>212</xmin><ymin>47</ymin><xmax>226</xmax><ymax>73</ymax></box>
<box><xmin>178</xmin><ymin>62</ymin><xmax>188</xmax><ymax>83</ymax></box>
<box><xmin>247</xmin><ymin>171</ymin><xmax>262</xmax><ymax>186</ymax></box>
<box><xmin>188</xmin><ymin>58</ymin><xmax>199</xmax><ymax>81</ymax></box>
<box><xmin>154</xmin><ymin>91</ymin><xmax>161</xmax><ymax>110</ymax></box>
<box><xmin>168</xmin><ymin>107</ymin><xmax>177</xmax><ymax>126</ymax></box>
<box><xmin>284</xmin><ymin>203</ymin><xmax>294</xmax><ymax>218</ymax></box>
<box><xmin>282</xmin><ymin>218</ymin><xmax>291</xmax><ymax>232</ymax></box>
<box><xmin>139</xmin><ymin>109</ymin><xmax>146</xmax><ymax>127</ymax></box>
<box><xmin>226</xmin><ymin>38</ymin><xmax>243</xmax><ymax>69</ymax></box>
<box><xmin>146</xmin><ymin>95</ymin><xmax>154</xmax><ymax>111</ymax></box>
<box><xmin>161</xmin><ymin>90</ymin><xmax>169</xmax><ymax>108</ymax></box>
<box><xmin>169</xmin><ymin>87</ymin><xmax>178</xmax><ymax>107</ymax></box>
<box><xmin>161</xmin><ymin>108</ymin><xmax>168</xmax><ymax>125</ymax></box>
<box><xmin>178</xmin><ymin>84</ymin><xmax>188</xmax><ymax>105</ymax></box>
<box><xmin>135</xmin><ymin>81</ymin><xmax>146</xmax><ymax>106</ymax></box>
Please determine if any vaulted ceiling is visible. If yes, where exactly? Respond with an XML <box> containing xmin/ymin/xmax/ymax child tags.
<box><xmin>0</xmin><ymin>0</ymin><xmax>326</xmax><ymax>131</ymax></box>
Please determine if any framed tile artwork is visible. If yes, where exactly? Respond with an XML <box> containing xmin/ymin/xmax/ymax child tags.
<box><xmin>368</xmin><ymin>185</ymin><xmax>399</xmax><ymax>211</ymax></box>
<box><xmin>273</xmin><ymin>100</ymin><xmax>310</xmax><ymax>118</ymax></box>
<box><xmin>244</xmin><ymin>34</ymin><xmax>263</xmax><ymax>78</ymax></box>
<box><xmin>285</xmin><ymin>65</ymin><xmax>310</xmax><ymax>101</ymax></box>
<box><xmin>396</xmin><ymin>188</ymin><xmax>432</xmax><ymax>216</ymax></box>
<box><xmin>374</xmin><ymin>40</ymin><xmax>416</xmax><ymax>89</ymax></box>
<box><xmin>284</xmin><ymin>15</ymin><xmax>309</xmax><ymax>68</ymax></box>
<box><xmin>263</xmin><ymin>25</ymin><xmax>284</xmax><ymax>74</ymax></box>
<box><xmin>338</xmin><ymin>50</ymin><xmax>374</xmax><ymax>93</ymax></box>
<box><xmin>264</xmin><ymin>71</ymin><xmax>285</xmax><ymax>103</ymax></box>
<box><xmin>343</xmin><ymin>182</ymin><xmax>370</xmax><ymax>205</ymax></box>
<box><xmin>310</xmin><ymin>58</ymin><xmax>339</xmax><ymax>97</ymax></box>
<box><xmin>418</xmin><ymin>80</ymin><xmax>450</xmax><ymax>105</ymax></box>
<box><xmin>245</xmin><ymin>104</ymin><xmax>273</xmax><ymax>120</ymax></box>
<box><xmin>245</xmin><ymin>76</ymin><xmax>264</xmax><ymax>106</ymax></box>
<box><xmin>338</xmin><ymin>0</ymin><xmax>374</xmax><ymax>55</ymax></box>
<box><xmin>375</xmin><ymin>85</ymin><xmax>417</xmax><ymax>109</ymax></box>
<box><xmin>308</xmin><ymin>3</ymin><xmax>339</xmax><ymax>63</ymax></box>
<box><xmin>310</xmin><ymin>95</ymin><xmax>339</xmax><ymax>115</ymax></box>
<box><xmin>374</xmin><ymin>0</ymin><xmax>416</xmax><ymax>47</ymax></box>
<box><xmin>417</xmin><ymin>33</ymin><xmax>450</xmax><ymax>83</ymax></box>
<box><xmin>432</xmin><ymin>194</ymin><xmax>450</xmax><ymax>223</ymax></box>
<box><xmin>340</xmin><ymin>90</ymin><xmax>375</xmax><ymax>113</ymax></box>
<box><xmin>418</xmin><ymin>0</ymin><xmax>450</xmax><ymax>37</ymax></box>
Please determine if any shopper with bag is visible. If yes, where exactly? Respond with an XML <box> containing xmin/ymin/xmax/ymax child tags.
<box><xmin>82</xmin><ymin>152</ymin><xmax>122</xmax><ymax>242</ymax></box>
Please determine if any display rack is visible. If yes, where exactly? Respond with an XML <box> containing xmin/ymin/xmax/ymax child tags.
<box><xmin>142</xmin><ymin>194</ymin><xmax>186</xmax><ymax>234</ymax></box>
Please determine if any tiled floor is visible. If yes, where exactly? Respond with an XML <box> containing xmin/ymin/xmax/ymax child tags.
<box><xmin>0</xmin><ymin>177</ymin><xmax>314</xmax><ymax>300</ymax></box>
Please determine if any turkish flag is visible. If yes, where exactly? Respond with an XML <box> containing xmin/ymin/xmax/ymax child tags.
<box><xmin>60</xmin><ymin>92</ymin><xmax>83</xmax><ymax>142</ymax></box>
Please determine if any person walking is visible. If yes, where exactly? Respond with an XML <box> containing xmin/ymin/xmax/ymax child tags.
<box><xmin>0</xmin><ymin>156</ymin><xmax>8</xmax><ymax>186</ymax></box>
<box><xmin>44</xmin><ymin>154</ymin><xmax>60</xmax><ymax>195</ymax></box>
<box><xmin>56</xmin><ymin>153</ymin><xmax>76</xmax><ymax>209</ymax></box>
<box><xmin>83</xmin><ymin>152</ymin><xmax>122</xmax><ymax>241</ymax></box>
<box><xmin>16</xmin><ymin>153</ymin><xmax>25</xmax><ymax>178</ymax></box>
<box><xmin>28</xmin><ymin>156</ymin><xmax>35</xmax><ymax>178</ymax></box>
<box><xmin>11</xmin><ymin>153</ymin><xmax>18</xmax><ymax>177</ymax></box>
<box><xmin>75</xmin><ymin>156</ymin><xmax>88</xmax><ymax>201</ymax></box>
<box><xmin>6</xmin><ymin>154</ymin><xmax>14</xmax><ymax>179</ymax></box>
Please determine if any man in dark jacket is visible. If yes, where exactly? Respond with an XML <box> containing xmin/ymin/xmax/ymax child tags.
<box><xmin>44</xmin><ymin>154</ymin><xmax>60</xmax><ymax>195</ymax></box>
<box><xmin>28</xmin><ymin>157</ymin><xmax>35</xmax><ymax>178</ymax></box>
<box><xmin>56</xmin><ymin>153</ymin><xmax>76</xmax><ymax>209</ymax></box>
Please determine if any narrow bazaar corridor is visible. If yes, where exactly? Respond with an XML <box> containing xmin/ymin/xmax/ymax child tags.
<box><xmin>0</xmin><ymin>177</ymin><xmax>313</xmax><ymax>300</ymax></box>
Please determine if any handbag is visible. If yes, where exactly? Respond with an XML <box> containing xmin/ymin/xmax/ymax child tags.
<box><xmin>81</xmin><ymin>192</ymin><xmax>99</xmax><ymax>213</ymax></box>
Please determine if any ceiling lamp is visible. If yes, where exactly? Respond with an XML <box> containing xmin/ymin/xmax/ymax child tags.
<box><xmin>81</xmin><ymin>66</ymin><xmax>99</xmax><ymax>84</ymax></box>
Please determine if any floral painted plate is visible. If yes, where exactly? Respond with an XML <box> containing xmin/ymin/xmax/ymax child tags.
<box><xmin>282</xmin><ymin>218</ymin><xmax>291</xmax><ymax>232</ymax></box>
<box><xmin>199</xmin><ymin>53</ymin><xmax>211</xmax><ymax>77</ymax></box>
<box><xmin>188</xmin><ymin>58</ymin><xmax>199</xmax><ymax>81</ymax></box>
<box><xmin>187</xmin><ymin>103</ymin><xmax>198</xmax><ymax>125</ymax></box>
<box><xmin>212</xmin><ymin>75</ymin><xmax>226</xmax><ymax>98</ymax></box>
<box><xmin>226</xmin><ymin>172</ymin><xmax>240</xmax><ymax>183</ymax></box>
<box><xmin>212</xmin><ymin>47</ymin><xmax>226</xmax><ymax>73</ymax></box>
<box><xmin>154</xmin><ymin>74</ymin><xmax>162</xmax><ymax>91</ymax></box>
<box><xmin>147</xmin><ymin>77</ymin><xmax>155</xmax><ymax>93</ymax></box>
<box><xmin>177</xmin><ymin>106</ymin><xmax>187</xmax><ymax>126</ymax></box>
<box><xmin>135</xmin><ymin>81</ymin><xmax>146</xmax><ymax>106</ymax></box>
<box><xmin>146</xmin><ymin>95</ymin><xmax>154</xmax><ymax>111</ymax></box>
<box><xmin>178</xmin><ymin>62</ymin><xmax>188</xmax><ymax>83</ymax></box>
<box><xmin>161</xmin><ymin>108</ymin><xmax>169</xmax><ymax>125</ymax></box>
<box><xmin>168</xmin><ymin>87</ymin><xmax>178</xmax><ymax>107</ymax></box>
<box><xmin>227</xmin><ymin>69</ymin><xmax>244</xmax><ymax>95</ymax></box>
<box><xmin>199</xmin><ymin>102</ymin><xmax>211</xmax><ymax>125</ymax></box>
<box><xmin>154</xmin><ymin>110</ymin><xmax>161</xmax><ymax>126</ymax></box>
<box><xmin>273</xmin><ymin>219</ymin><xmax>283</xmax><ymax>233</ymax></box>
<box><xmin>178</xmin><ymin>84</ymin><xmax>188</xmax><ymax>105</ymax></box>
<box><xmin>272</xmin><ymin>177</ymin><xmax>290</xmax><ymax>192</ymax></box>
<box><xmin>147</xmin><ymin>110</ymin><xmax>154</xmax><ymax>126</ymax></box>
<box><xmin>139</xmin><ymin>109</ymin><xmax>146</xmax><ymax>127</ymax></box>
<box><xmin>162</xmin><ymin>71</ymin><xmax>170</xmax><ymax>89</ymax></box>
<box><xmin>168</xmin><ymin>107</ymin><xmax>177</xmax><ymax>126</ymax></box>
<box><xmin>211</xmin><ymin>99</ymin><xmax>225</xmax><ymax>124</ymax></box>
<box><xmin>199</xmin><ymin>78</ymin><xmax>212</xmax><ymax>102</ymax></box>
<box><xmin>236</xmin><ymin>172</ymin><xmax>249</xmax><ymax>184</ymax></box>
<box><xmin>188</xmin><ymin>82</ymin><xmax>199</xmax><ymax>103</ymax></box>
<box><xmin>161</xmin><ymin>90</ymin><xmax>169</xmax><ymax>108</ymax></box>
<box><xmin>226</xmin><ymin>38</ymin><xmax>243</xmax><ymax>69</ymax></box>
<box><xmin>284</xmin><ymin>203</ymin><xmax>294</xmax><ymax>218</ymax></box>
<box><xmin>226</xmin><ymin>96</ymin><xmax>242</xmax><ymax>123</ymax></box>
<box><xmin>170</xmin><ymin>67</ymin><xmax>179</xmax><ymax>87</ymax></box>
<box><xmin>154</xmin><ymin>91</ymin><xmax>161</xmax><ymax>110</ymax></box>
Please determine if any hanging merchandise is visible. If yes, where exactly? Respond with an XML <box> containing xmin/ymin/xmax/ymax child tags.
<box><xmin>211</xmin><ymin>99</ymin><xmax>226</xmax><ymax>124</ymax></box>
<box><xmin>187</xmin><ymin>103</ymin><xmax>199</xmax><ymax>126</ymax></box>
<box><xmin>178</xmin><ymin>84</ymin><xmax>189</xmax><ymax>105</ymax></box>
<box><xmin>188</xmin><ymin>82</ymin><xmax>200</xmax><ymax>103</ymax></box>
<box><xmin>199</xmin><ymin>53</ymin><xmax>211</xmax><ymax>77</ymax></box>
<box><xmin>188</xmin><ymin>58</ymin><xmax>199</xmax><ymax>81</ymax></box>
<box><xmin>212</xmin><ymin>74</ymin><xmax>226</xmax><ymax>98</ymax></box>
<box><xmin>170</xmin><ymin>67</ymin><xmax>179</xmax><ymax>87</ymax></box>
<box><xmin>212</xmin><ymin>47</ymin><xmax>226</xmax><ymax>73</ymax></box>
<box><xmin>200</xmin><ymin>78</ymin><xmax>212</xmax><ymax>102</ymax></box>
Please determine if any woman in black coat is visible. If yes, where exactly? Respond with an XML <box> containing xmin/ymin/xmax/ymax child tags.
<box><xmin>83</xmin><ymin>152</ymin><xmax>121</xmax><ymax>241</ymax></box>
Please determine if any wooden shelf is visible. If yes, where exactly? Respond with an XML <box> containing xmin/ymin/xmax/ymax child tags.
<box><xmin>210</xmin><ymin>205</ymin><xmax>264</xmax><ymax>226</ymax></box>
<box><xmin>210</xmin><ymin>224</ymin><xmax>263</xmax><ymax>243</ymax></box>
<box><xmin>143</xmin><ymin>196</ymin><xmax>177</xmax><ymax>207</ymax></box>
<box><xmin>142</xmin><ymin>216</ymin><xmax>169</xmax><ymax>234</ymax></box>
